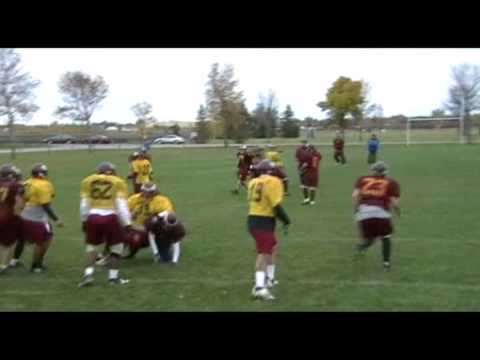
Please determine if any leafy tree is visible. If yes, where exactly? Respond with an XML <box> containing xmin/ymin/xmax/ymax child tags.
<box><xmin>195</xmin><ymin>104</ymin><xmax>210</xmax><ymax>143</ymax></box>
<box><xmin>280</xmin><ymin>105</ymin><xmax>300</xmax><ymax>138</ymax></box>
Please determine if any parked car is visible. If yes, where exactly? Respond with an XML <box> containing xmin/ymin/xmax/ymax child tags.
<box><xmin>42</xmin><ymin>134</ymin><xmax>77</xmax><ymax>144</ymax></box>
<box><xmin>152</xmin><ymin>134</ymin><xmax>186</xmax><ymax>144</ymax></box>
<box><xmin>82</xmin><ymin>135</ymin><xmax>113</xmax><ymax>144</ymax></box>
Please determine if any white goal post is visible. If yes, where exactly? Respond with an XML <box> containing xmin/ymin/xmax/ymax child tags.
<box><xmin>405</xmin><ymin>116</ymin><xmax>464</xmax><ymax>146</ymax></box>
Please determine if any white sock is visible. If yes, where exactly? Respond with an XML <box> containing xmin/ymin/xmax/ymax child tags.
<box><xmin>255</xmin><ymin>271</ymin><xmax>265</xmax><ymax>288</ymax></box>
<box><xmin>109</xmin><ymin>269</ymin><xmax>119</xmax><ymax>279</ymax></box>
<box><xmin>266</xmin><ymin>265</ymin><xmax>275</xmax><ymax>280</ymax></box>
<box><xmin>9</xmin><ymin>259</ymin><xmax>18</xmax><ymax>266</ymax></box>
<box><xmin>85</xmin><ymin>267</ymin><xmax>95</xmax><ymax>277</ymax></box>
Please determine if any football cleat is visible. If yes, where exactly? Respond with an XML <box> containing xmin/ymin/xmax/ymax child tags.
<box><xmin>383</xmin><ymin>262</ymin><xmax>391</xmax><ymax>271</ymax></box>
<box><xmin>253</xmin><ymin>287</ymin><xmax>276</xmax><ymax>301</ymax></box>
<box><xmin>310</xmin><ymin>201</ymin><xmax>315</xmax><ymax>205</ymax></box>
<box><xmin>30</xmin><ymin>265</ymin><xmax>47</xmax><ymax>273</ymax></box>
<box><xmin>78</xmin><ymin>275</ymin><xmax>95</xmax><ymax>287</ymax></box>
<box><xmin>9</xmin><ymin>259</ymin><xmax>24</xmax><ymax>268</ymax></box>
<box><xmin>109</xmin><ymin>277</ymin><xmax>130</xmax><ymax>285</ymax></box>
<box><xmin>302</xmin><ymin>199</ymin><xmax>310</xmax><ymax>205</ymax></box>
<box><xmin>266</xmin><ymin>278</ymin><xmax>279</xmax><ymax>289</ymax></box>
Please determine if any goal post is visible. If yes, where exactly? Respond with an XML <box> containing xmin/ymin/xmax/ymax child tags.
<box><xmin>405</xmin><ymin>116</ymin><xmax>463</xmax><ymax>146</ymax></box>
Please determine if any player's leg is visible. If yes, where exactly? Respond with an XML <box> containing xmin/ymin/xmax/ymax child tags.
<box><xmin>266</xmin><ymin>246</ymin><xmax>278</xmax><ymax>288</ymax></box>
<box><xmin>106</xmin><ymin>215</ymin><xmax>129</xmax><ymax>285</ymax></box>
<box><xmin>30</xmin><ymin>222</ymin><xmax>53</xmax><ymax>272</ymax></box>
<box><xmin>0</xmin><ymin>242</ymin><xmax>15</xmax><ymax>273</ymax></box>
<box><xmin>79</xmin><ymin>215</ymin><xmax>101</xmax><ymax>287</ymax></box>
<box><xmin>251</xmin><ymin>230</ymin><xmax>276</xmax><ymax>300</ymax></box>
<box><xmin>340</xmin><ymin>151</ymin><xmax>346</xmax><ymax>164</ymax></box>
<box><xmin>10</xmin><ymin>237</ymin><xmax>25</xmax><ymax>268</ymax></box>
<box><xmin>355</xmin><ymin>219</ymin><xmax>375</xmax><ymax>257</ymax></box>
<box><xmin>334</xmin><ymin>152</ymin><xmax>340</xmax><ymax>164</ymax></box>
<box><xmin>381</xmin><ymin>236</ymin><xmax>391</xmax><ymax>270</ymax></box>
<box><xmin>308</xmin><ymin>173</ymin><xmax>318</xmax><ymax>205</ymax></box>
<box><xmin>308</xmin><ymin>187</ymin><xmax>316</xmax><ymax>205</ymax></box>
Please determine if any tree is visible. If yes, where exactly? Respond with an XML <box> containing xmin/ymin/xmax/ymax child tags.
<box><xmin>431</xmin><ymin>108</ymin><xmax>446</xmax><ymax>117</ymax></box>
<box><xmin>194</xmin><ymin>104</ymin><xmax>210</xmax><ymax>143</ymax></box>
<box><xmin>280</xmin><ymin>105</ymin><xmax>300</xmax><ymax>138</ymax></box>
<box><xmin>131</xmin><ymin>102</ymin><xmax>157</xmax><ymax>140</ymax></box>
<box><xmin>0</xmin><ymin>49</ymin><xmax>40</xmax><ymax>159</ymax></box>
<box><xmin>205</xmin><ymin>63</ymin><xmax>247</xmax><ymax>147</ymax></box>
<box><xmin>250</xmin><ymin>91</ymin><xmax>279</xmax><ymax>139</ymax></box>
<box><xmin>169</xmin><ymin>124</ymin><xmax>181</xmax><ymax>135</ymax></box>
<box><xmin>54</xmin><ymin>71</ymin><xmax>108</xmax><ymax>151</ymax></box>
<box><xmin>317</xmin><ymin>76</ymin><xmax>366</xmax><ymax>134</ymax></box>
<box><xmin>444</xmin><ymin>64</ymin><xmax>480</xmax><ymax>143</ymax></box>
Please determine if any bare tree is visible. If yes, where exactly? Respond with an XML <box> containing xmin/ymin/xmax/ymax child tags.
<box><xmin>54</xmin><ymin>71</ymin><xmax>108</xmax><ymax>150</ymax></box>
<box><xmin>131</xmin><ymin>102</ymin><xmax>157</xmax><ymax>141</ymax></box>
<box><xmin>259</xmin><ymin>89</ymin><xmax>279</xmax><ymax>139</ymax></box>
<box><xmin>444</xmin><ymin>64</ymin><xmax>480</xmax><ymax>143</ymax></box>
<box><xmin>0</xmin><ymin>49</ymin><xmax>40</xmax><ymax>159</ymax></box>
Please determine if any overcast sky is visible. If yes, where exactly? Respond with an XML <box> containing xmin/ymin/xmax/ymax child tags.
<box><xmin>14</xmin><ymin>48</ymin><xmax>480</xmax><ymax>125</ymax></box>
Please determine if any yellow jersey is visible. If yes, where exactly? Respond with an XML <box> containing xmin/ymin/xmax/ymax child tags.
<box><xmin>265</xmin><ymin>151</ymin><xmax>283</xmax><ymax>167</ymax></box>
<box><xmin>80</xmin><ymin>174</ymin><xmax>129</xmax><ymax>210</ymax></box>
<box><xmin>21</xmin><ymin>178</ymin><xmax>56</xmax><ymax>222</ymax></box>
<box><xmin>248</xmin><ymin>175</ymin><xmax>284</xmax><ymax>217</ymax></box>
<box><xmin>131</xmin><ymin>159</ymin><xmax>153</xmax><ymax>184</ymax></box>
<box><xmin>128</xmin><ymin>193</ymin><xmax>174</xmax><ymax>227</ymax></box>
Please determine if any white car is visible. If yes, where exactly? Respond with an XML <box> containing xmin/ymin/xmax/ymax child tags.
<box><xmin>153</xmin><ymin>135</ymin><xmax>186</xmax><ymax>144</ymax></box>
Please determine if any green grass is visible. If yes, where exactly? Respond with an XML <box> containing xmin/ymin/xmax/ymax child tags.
<box><xmin>1</xmin><ymin>143</ymin><xmax>480</xmax><ymax>311</ymax></box>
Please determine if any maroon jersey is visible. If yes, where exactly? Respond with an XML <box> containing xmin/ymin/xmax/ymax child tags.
<box><xmin>146</xmin><ymin>217</ymin><xmax>186</xmax><ymax>245</ymax></box>
<box><xmin>0</xmin><ymin>179</ymin><xmax>22</xmax><ymax>222</ymax></box>
<box><xmin>295</xmin><ymin>145</ymin><xmax>309</xmax><ymax>165</ymax></box>
<box><xmin>355</xmin><ymin>176</ymin><xmax>400</xmax><ymax>211</ymax></box>
<box><xmin>305</xmin><ymin>151</ymin><xmax>322</xmax><ymax>171</ymax></box>
<box><xmin>333</xmin><ymin>138</ymin><xmax>344</xmax><ymax>151</ymax></box>
<box><xmin>237</xmin><ymin>152</ymin><xmax>253</xmax><ymax>171</ymax></box>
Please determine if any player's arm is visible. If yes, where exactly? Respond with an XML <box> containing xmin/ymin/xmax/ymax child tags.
<box><xmin>269</xmin><ymin>180</ymin><xmax>290</xmax><ymax>228</ymax></box>
<box><xmin>390</xmin><ymin>197</ymin><xmax>400</xmax><ymax>217</ymax></box>
<box><xmin>39</xmin><ymin>184</ymin><xmax>63</xmax><ymax>226</ymax></box>
<box><xmin>115</xmin><ymin>182</ymin><xmax>132</xmax><ymax>228</ymax></box>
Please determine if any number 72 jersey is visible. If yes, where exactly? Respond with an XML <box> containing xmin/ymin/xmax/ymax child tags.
<box><xmin>80</xmin><ymin>174</ymin><xmax>129</xmax><ymax>210</ymax></box>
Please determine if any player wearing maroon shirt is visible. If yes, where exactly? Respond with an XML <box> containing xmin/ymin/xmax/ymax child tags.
<box><xmin>232</xmin><ymin>145</ymin><xmax>254</xmax><ymax>194</ymax></box>
<box><xmin>300</xmin><ymin>145</ymin><xmax>322</xmax><ymax>205</ymax></box>
<box><xmin>145</xmin><ymin>212</ymin><xmax>186</xmax><ymax>263</ymax></box>
<box><xmin>352</xmin><ymin>161</ymin><xmax>400</xmax><ymax>270</ymax></box>
<box><xmin>333</xmin><ymin>133</ymin><xmax>346</xmax><ymax>164</ymax></box>
<box><xmin>0</xmin><ymin>165</ymin><xmax>25</xmax><ymax>273</ymax></box>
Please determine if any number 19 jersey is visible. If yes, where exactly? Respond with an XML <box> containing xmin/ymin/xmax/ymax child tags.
<box><xmin>248</xmin><ymin>175</ymin><xmax>284</xmax><ymax>218</ymax></box>
<box><xmin>80</xmin><ymin>174</ymin><xmax>129</xmax><ymax>210</ymax></box>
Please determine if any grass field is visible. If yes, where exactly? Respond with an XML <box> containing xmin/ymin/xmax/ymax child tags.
<box><xmin>1</xmin><ymin>143</ymin><xmax>480</xmax><ymax>311</ymax></box>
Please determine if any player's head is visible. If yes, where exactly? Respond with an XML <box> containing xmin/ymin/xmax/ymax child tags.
<box><xmin>370</xmin><ymin>161</ymin><xmax>388</xmax><ymax>176</ymax></box>
<box><xmin>31</xmin><ymin>163</ymin><xmax>48</xmax><ymax>178</ymax></box>
<box><xmin>253</xmin><ymin>159</ymin><xmax>276</xmax><ymax>175</ymax></box>
<box><xmin>306</xmin><ymin>144</ymin><xmax>317</xmax><ymax>152</ymax></box>
<box><xmin>140</xmin><ymin>182</ymin><xmax>158</xmax><ymax>198</ymax></box>
<box><xmin>163</xmin><ymin>212</ymin><xmax>179</xmax><ymax>228</ymax></box>
<box><xmin>0</xmin><ymin>164</ymin><xmax>16</xmax><ymax>180</ymax></box>
<box><xmin>96</xmin><ymin>162</ymin><xmax>116</xmax><ymax>175</ymax></box>
<box><xmin>12</xmin><ymin>166</ymin><xmax>22</xmax><ymax>181</ymax></box>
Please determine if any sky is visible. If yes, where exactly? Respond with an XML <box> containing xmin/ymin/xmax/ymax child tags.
<box><xmin>12</xmin><ymin>48</ymin><xmax>480</xmax><ymax>125</ymax></box>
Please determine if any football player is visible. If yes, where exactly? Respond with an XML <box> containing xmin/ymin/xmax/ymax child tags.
<box><xmin>8</xmin><ymin>166</ymin><xmax>26</xmax><ymax>269</ymax></box>
<box><xmin>232</xmin><ymin>145</ymin><xmax>254</xmax><ymax>194</ymax></box>
<box><xmin>352</xmin><ymin>161</ymin><xmax>400</xmax><ymax>270</ymax></box>
<box><xmin>78</xmin><ymin>162</ymin><xmax>132</xmax><ymax>286</ymax></box>
<box><xmin>333</xmin><ymin>132</ymin><xmax>346</xmax><ymax>164</ymax></box>
<box><xmin>145</xmin><ymin>211</ymin><xmax>186</xmax><ymax>264</ymax></box>
<box><xmin>367</xmin><ymin>134</ymin><xmax>380</xmax><ymax>164</ymax></box>
<box><xmin>247</xmin><ymin>160</ymin><xmax>290</xmax><ymax>301</ymax></box>
<box><xmin>300</xmin><ymin>145</ymin><xmax>322</xmax><ymax>205</ymax></box>
<box><xmin>122</xmin><ymin>182</ymin><xmax>176</xmax><ymax>259</ymax></box>
<box><xmin>265</xmin><ymin>144</ymin><xmax>289</xmax><ymax>195</ymax></box>
<box><xmin>128</xmin><ymin>151</ymin><xmax>153</xmax><ymax>194</ymax></box>
<box><xmin>0</xmin><ymin>165</ymin><xmax>25</xmax><ymax>273</ymax></box>
<box><xmin>20</xmin><ymin>164</ymin><xmax>63</xmax><ymax>273</ymax></box>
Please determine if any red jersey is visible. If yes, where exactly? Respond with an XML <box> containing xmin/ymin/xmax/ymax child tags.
<box><xmin>237</xmin><ymin>152</ymin><xmax>253</xmax><ymax>171</ymax></box>
<box><xmin>0</xmin><ymin>179</ymin><xmax>23</xmax><ymax>222</ymax></box>
<box><xmin>306</xmin><ymin>151</ymin><xmax>322</xmax><ymax>171</ymax></box>
<box><xmin>295</xmin><ymin>145</ymin><xmax>309</xmax><ymax>164</ymax></box>
<box><xmin>333</xmin><ymin>138</ymin><xmax>344</xmax><ymax>151</ymax></box>
<box><xmin>355</xmin><ymin>176</ymin><xmax>400</xmax><ymax>211</ymax></box>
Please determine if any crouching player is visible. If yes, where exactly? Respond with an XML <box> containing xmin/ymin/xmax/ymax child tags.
<box><xmin>78</xmin><ymin>162</ymin><xmax>132</xmax><ymax>287</ymax></box>
<box><xmin>353</xmin><ymin>161</ymin><xmax>400</xmax><ymax>270</ymax></box>
<box><xmin>145</xmin><ymin>211</ymin><xmax>185</xmax><ymax>264</ymax></box>
<box><xmin>0</xmin><ymin>165</ymin><xmax>24</xmax><ymax>274</ymax></box>
<box><xmin>247</xmin><ymin>160</ymin><xmax>290</xmax><ymax>301</ymax></box>
<box><xmin>123</xmin><ymin>182</ymin><xmax>179</xmax><ymax>261</ymax></box>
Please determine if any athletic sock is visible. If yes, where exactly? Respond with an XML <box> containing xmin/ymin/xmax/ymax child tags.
<box><xmin>255</xmin><ymin>271</ymin><xmax>265</xmax><ymax>289</ymax></box>
<box><xmin>382</xmin><ymin>237</ymin><xmax>391</xmax><ymax>263</ymax></box>
<box><xmin>266</xmin><ymin>265</ymin><xmax>275</xmax><ymax>280</ymax></box>
<box><xmin>303</xmin><ymin>188</ymin><xmax>309</xmax><ymax>200</ymax></box>
<box><xmin>109</xmin><ymin>269</ymin><xmax>119</xmax><ymax>280</ymax></box>
<box><xmin>84</xmin><ymin>266</ymin><xmax>95</xmax><ymax>277</ymax></box>
<box><xmin>309</xmin><ymin>190</ymin><xmax>316</xmax><ymax>202</ymax></box>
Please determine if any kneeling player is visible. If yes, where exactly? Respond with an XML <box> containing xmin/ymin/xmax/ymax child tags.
<box><xmin>122</xmin><ymin>182</ymin><xmax>176</xmax><ymax>259</ymax></box>
<box><xmin>145</xmin><ymin>212</ymin><xmax>185</xmax><ymax>264</ymax></box>
<box><xmin>0</xmin><ymin>165</ymin><xmax>24</xmax><ymax>274</ymax></box>
<box><xmin>78</xmin><ymin>162</ymin><xmax>132</xmax><ymax>286</ymax></box>
<box><xmin>352</xmin><ymin>161</ymin><xmax>400</xmax><ymax>270</ymax></box>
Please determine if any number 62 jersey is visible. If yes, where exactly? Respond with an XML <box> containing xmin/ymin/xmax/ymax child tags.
<box><xmin>80</xmin><ymin>174</ymin><xmax>129</xmax><ymax>212</ymax></box>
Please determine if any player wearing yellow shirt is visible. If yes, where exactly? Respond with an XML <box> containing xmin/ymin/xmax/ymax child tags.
<box><xmin>247</xmin><ymin>160</ymin><xmax>290</xmax><ymax>301</ymax></box>
<box><xmin>265</xmin><ymin>144</ymin><xmax>289</xmax><ymax>195</ymax></box>
<box><xmin>123</xmin><ymin>182</ymin><xmax>177</xmax><ymax>259</ymax></box>
<box><xmin>128</xmin><ymin>152</ymin><xmax>153</xmax><ymax>193</ymax></box>
<box><xmin>78</xmin><ymin>162</ymin><xmax>132</xmax><ymax>287</ymax></box>
<box><xmin>21</xmin><ymin>164</ymin><xmax>63</xmax><ymax>273</ymax></box>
